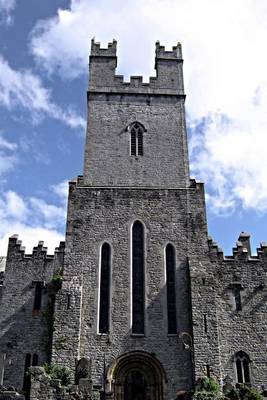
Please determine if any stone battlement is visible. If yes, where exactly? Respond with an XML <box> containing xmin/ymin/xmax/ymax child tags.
<box><xmin>208</xmin><ymin>232</ymin><xmax>267</xmax><ymax>261</ymax></box>
<box><xmin>89</xmin><ymin>39</ymin><xmax>184</xmax><ymax>94</ymax></box>
<box><xmin>155</xmin><ymin>40</ymin><xmax>183</xmax><ymax>60</ymax></box>
<box><xmin>90</xmin><ymin>38</ymin><xmax>117</xmax><ymax>57</ymax></box>
<box><xmin>7</xmin><ymin>235</ymin><xmax>65</xmax><ymax>260</ymax></box>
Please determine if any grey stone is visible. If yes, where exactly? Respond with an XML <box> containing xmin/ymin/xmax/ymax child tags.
<box><xmin>0</xmin><ymin>39</ymin><xmax>266</xmax><ymax>400</ymax></box>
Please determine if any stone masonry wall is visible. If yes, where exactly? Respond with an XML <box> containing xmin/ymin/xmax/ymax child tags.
<box><xmin>83</xmin><ymin>40</ymin><xmax>189</xmax><ymax>188</ymax></box>
<box><xmin>84</xmin><ymin>95</ymin><xmax>189</xmax><ymax>188</ymax></box>
<box><xmin>52</xmin><ymin>177</ymin><xmax>211</xmax><ymax>399</ymax></box>
<box><xmin>0</xmin><ymin>237</ymin><xmax>64</xmax><ymax>390</ymax></box>
<box><xmin>208</xmin><ymin>236</ymin><xmax>267</xmax><ymax>389</ymax></box>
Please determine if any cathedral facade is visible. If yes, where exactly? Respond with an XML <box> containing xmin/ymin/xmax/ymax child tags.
<box><xmin>0</xmin><ymin>40</ymin><xmax>266</xmax><ymax>400</ymax></box>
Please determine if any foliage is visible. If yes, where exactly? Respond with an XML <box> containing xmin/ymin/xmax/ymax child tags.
<box><xmin>51</xmin><ymin>272</ymin><xmax>63</xmax><ymax>290</ymax></box>
<box><xmin>54</xmin><ymin>335</ymin><xmax>67</xmax><ymax>350</ymax></box>
<box><xmin>193</xmin><ymin>377</ymin><xmax>224</xmax><ymax>400</ymax></box>
<box><xmin>193</xmin><ymin>377</ymin><xmax>263</xmax><ymax>400</ymax></box>
<box><xmin>44</xmin><ymin>363</ymin><xmax>72</xmax><ymax>386</ymax></box>
<box><xmin>225</xmin><ymin>385</ymin><xmax>263</xmax><ymax>400</ymax></box>
<box><xmin>201</xmin><ymin>377</ymin><xmax>220</xmax><ymax>394</ymax></box>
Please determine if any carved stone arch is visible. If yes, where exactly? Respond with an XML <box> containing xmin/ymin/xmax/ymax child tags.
<box><xmin>107</xmin><ymin>351</ymin><xmax>166</xmax><ymax>400</ymax></box>
<box><xmin>126</xmin><ymin>121</ymin><xmax>147</xmax><ymax>133</ymax></box>
<box><xmin>234</xmin><ymin>351</ymin><xmax>251</xmax><ymax>384</ymax></box>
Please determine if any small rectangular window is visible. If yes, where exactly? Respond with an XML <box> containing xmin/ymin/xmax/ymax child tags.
<box><xmin>206</xmin><ymin>365</ymin><xmax>210</xmax><ymax>378</ymax></box>
<box><xmin>67</xmin><ymin>294</ymin><xmax>71</xmax><ymax>310</ymax></box>
<box><xmin>33</xmin><ymin>282</ymin><xmax>43</xmax><ymax>311</ymax></box>
<box><xmin>234</xmin><ymin>290</ymin><xmax>242</xmax><ymax>311</ymax></box>
<box><xmin>32</xmin><ymin>354</ymin><xmax>38</xmax><ymax>366</ymax></box>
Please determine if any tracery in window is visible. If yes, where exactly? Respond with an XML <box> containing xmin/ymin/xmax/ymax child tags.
<box><xmin>165</xmin><ymin>243</ymin><xmax>177</xmax><ymax>334</ymax></box>
<box><xmin>129</xmin><ymin>123</ymin><xmax>144</xmax><ymax>156</ymax></box>
<box><xmin>99</xmin><ymin>242</ymin><xmax>111</xmax><ymax>333</ymax></box>
<box><xmin>132</xmin><ymin>221</ymin><xmax>145</xmax><ymax>334</ymax></box>
<box><xmin>235</xmin><ymin>351</ymin><xmax>250</xmax><ymax>384</ymax></box>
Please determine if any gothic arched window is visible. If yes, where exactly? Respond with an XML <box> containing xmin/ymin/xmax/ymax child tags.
<box><xmin>132</xmin><ymin>221</ymin><xmax>145</xmax><ymax>334</ymax></box>
<box><xmin>235</xmin><ymin>351</ymin><xmax>250</xmax><ymax>384</ymax></box>
<box><xmin>130</xmin><ymin>123</ymin><xmax>144</xmax><ymax>156</ymax></box>
<box><xmin>99</xmin><ymin>242</ymin><xmax>111</xmax><ymax>333</ymax></box>
<box><xmin>165</xmin><ymin>244</ymin><xmax>177</xmax><ymax>334</ymax></box>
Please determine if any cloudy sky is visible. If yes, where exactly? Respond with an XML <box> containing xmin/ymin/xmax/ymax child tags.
<box><xmin>0</xmin><ymin>0</ymin><xmax>267</xmax><ymax>256</ymax></box>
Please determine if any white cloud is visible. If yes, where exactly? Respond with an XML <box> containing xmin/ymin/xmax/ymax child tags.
<box><xmin>0</xmin><ymin>55</ymin><xmax>86</xmax><ymax>129</ymax></box>
<box><xmin>29</xmin><ymin>0</ymin><xmax>267</xmax><ymax>214</ymax></box>
<box><xmin>0</xmin><ymin>0</ymin><xmax>16</xmax><ymax>25</ymax></box>
<box><xmin>0</xmin><ymin>226</ymin><xmax>64</xmax><ymax>257</ymax></box>
<box><xmin>0</xmin><ymin>182</ymin><xmax>67</xmax><ymax>256</ymax></box>
<box><xmin>1</xmin><ymin>191</ymin><xmax>28</xmax><ymax>220</ymax></box>
<box><xmin>29</xmin><ymin>197</ymin><xmax>65</xmax><ymax>229</ymax></box>
<box><xmin>0</xmin><ymin>132</ymin><xmax>17</xmax><ymax>179</ymax></box>
<box><xmin>30</xmin><ymin>0</ymin><xmax>156</xmax><ymax>79</ymax></box>
<box><xmin>51</xmin><ymin>180</ymin><xmax>68</xmax><ymax>204</ymax></box>
<box><xmin>190</xmin><ymin>109</ymin><xmax>267</xmax><ymax>214</ymax></box>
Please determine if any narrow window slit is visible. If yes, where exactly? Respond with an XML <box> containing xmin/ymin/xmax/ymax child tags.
<box><xmin>23</xmin><ymin>353</ymin><xmax>32</xmax><ymax>399</ymax></box>
<box><xmin>33</xmin><ymin>282</ymin><xmax>43</xmax><ymax>311</ymax></box>
<box><xmin>166</xmin><ymin>244</ymin><xmax>177</xmax><ymax>334</ymax></box>
<box><xmin>67</xmin><ymin>294</ymin><xmax>71</xmax><ymax>310</ymax></box>
<box><xmin>99</xmin><ymin>243</ymin><xmax>111</xmax><ymax>333</ymax></box>
<box><xmin>132</xmin><ymin>221</ymin><xmax>145</xmax><ymax>334</ymax></box>
<box><xmin>234</xmin><ymin>289</ymin><xmax>242</xmax><ymax>311</ymax></box>
<box><xmin>32</xmin><ymin>354</ymin><xmax>38</xmax><ymax>366</ymax></box>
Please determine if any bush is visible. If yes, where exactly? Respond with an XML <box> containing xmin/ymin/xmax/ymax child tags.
<box><xmin>193</xmin><ymin>377</ymin><xmax>224</xmax><ymax>400</ymax></box>
<box><xmin>202</xmin><ymin>377</ymin><xmax>220</xmax><ymax>394</ymax></box>
<box><xmin>232</xmin><ymin>385</ymin><xmax>263</xmax><ymax>400</ymax></box>
<box><xmin>44</xmin><ymin>363</ymin><xmax>71</xmax><ymax>386</ymax></box>
<box><xmin>51</xmin><ymin>273</ymin><xmax>63</xmax><ymax>290</ymax></box>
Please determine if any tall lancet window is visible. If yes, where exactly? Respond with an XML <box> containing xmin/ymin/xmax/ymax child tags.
<box><xmin>166</xmin><ymin>244</ymin><xmax>177</xmax><ymax>334</ymax></box>
<box><xmin>130</xmin><ymin>123</ymin><xmax>144</xmax><ymax>156</ymax></box>
<box><xmin>132</xmin><ymin>221</ymin><xmax>145</xmax><ymax>334</ymax></box>
<box><xmin>99</xmin><ymin>242</ymin><xmax>111</xmax><ymax>333</ymax></box>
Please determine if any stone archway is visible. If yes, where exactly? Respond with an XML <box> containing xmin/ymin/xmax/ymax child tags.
<box><xmin>107</xmin><ymin>351</ymin><xmax>166</xmax><ymax>400</ymax></box>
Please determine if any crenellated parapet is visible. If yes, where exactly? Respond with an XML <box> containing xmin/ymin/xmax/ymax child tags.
<box><xmin>88</xmin><ymin>38</ymin><xmax>185</xmax><ymax>95</ymax></box>
<box><xmin>256</xmin><ymin>241</ymin><xmax>267</xmax><ymax>259</ymax></box>
<box><xmin>155</xmin><ymin>40</ymin><xmax>183</xmax><ymax>61</ymax></box>
<box><xmin>90</xmin><ymin>38</ymin><xmax>117</xmax><ymax>57</ymax></box>
<box><xmin>208</xmin><ymin>231</ymin><xmax>267</xmax><ymax>262</ymax></box>
<box><xmin>6</xmin><ymin>234</ymin><xmax>65</xmax><ymax>261</ymax></box>
<box><xmin>207</xmin><ymin>236</ymin><xmax>224</xmax><ymax>262</ymax></box>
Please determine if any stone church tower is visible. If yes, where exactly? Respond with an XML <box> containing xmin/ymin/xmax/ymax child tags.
<box><xmin>0</xmin><ymin>40</ymin><xmax>266</xmax><ymax>400</ymax></box>
<box><xmin>53</xmin><ymin>39</ymin><xmax>197</xmax><ymax>399</ymax></box>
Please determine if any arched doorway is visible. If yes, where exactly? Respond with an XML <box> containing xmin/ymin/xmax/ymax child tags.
<box><xmin>107</xmin><ymin>351</ymin><xmax>166</xmax><ymax>400</ymax></box>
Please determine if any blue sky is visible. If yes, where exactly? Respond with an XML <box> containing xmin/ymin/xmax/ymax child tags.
<box><xmin>0</xmin><ymin>0</ymin><xmax>267</xmax><ymax>256</ymax></box>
